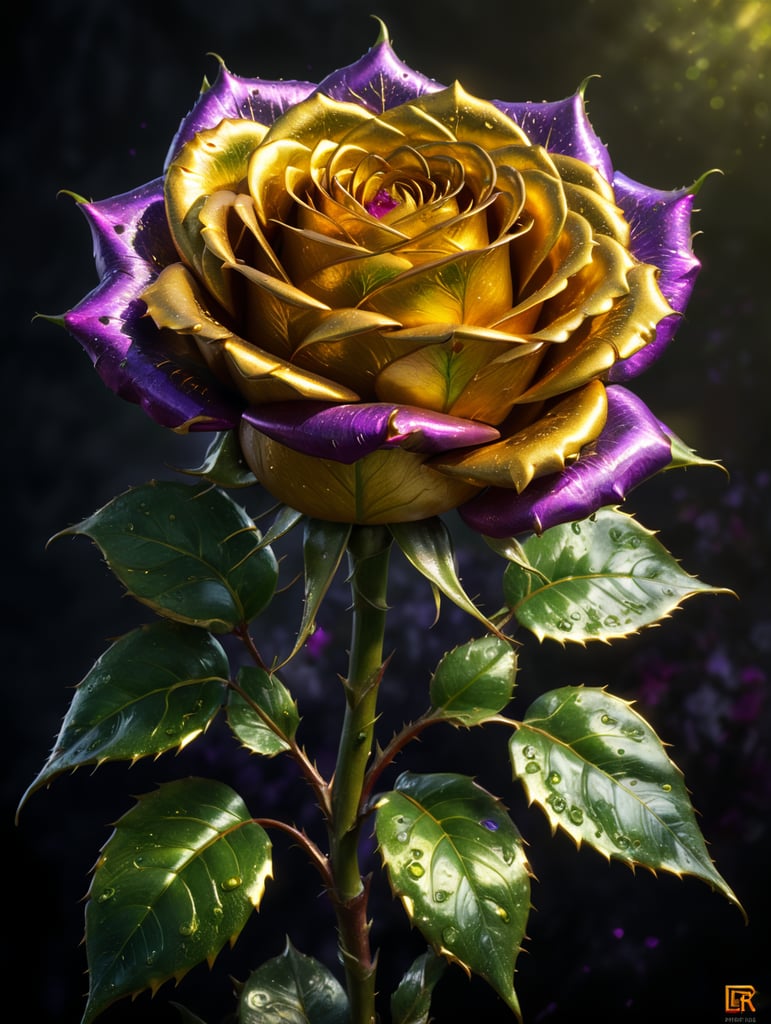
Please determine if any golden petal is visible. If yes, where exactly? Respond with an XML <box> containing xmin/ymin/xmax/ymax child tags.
<box><xmin>247</xmin><ymin>137</ymin><xmax>312</xmax><ymax>226</ymax></box>
<box><xmin>142</xmin><ymin>263</ymin><xmax>232</xmax><ymax>341</ymax></box>
<box><xmin>374</xmin><ymin>337</ymin><xmax>508</xmax><ymax>412</ymax></box>
<box><xmin>297</xmin><ymin>249</ymin><xmax>414</xmax><ymax>306</ymax></box>
<box><xmin>223</xmin><ymin>336</ymin><xmax>358</xmax><ymax>403</ymax></box>
<box><xmin>446</xmin><ymin>345</ymin><xmax>545</xmax><ymax>424</ymax></box>
<box><xmin>343</xmin><ymin>102</ymin><xmax>455</xmax><ymax>149</ymax></box>
<box><xmin>409</xmin><ymin>83</ymin><xmax>532</xmax><ymax>148</ymax></box>
<box><xmin>563</xmin><ymin>180</ymin><xmax>630</xmax><ymax>246</ymax></box>
<box><xmin>292</xmin><ymin>320</ymin><xmax>484</xmax><ymax>397</ymax></box>
<box><xmin>239</xmin><ymin>425</ymin><xmax>480</xmax><ymax>524</ymax></box>
<box><xmin>508</xmin><ymin>167</ymin><xmax>568</xmax><ymax>291</ymax></box>
<box><xmin>278</xmin><ymin>224</ymin><xmax>373</xmax><ymax>282</ymax></box>
<box><xmin>365</xmin><ymin>241</ymin><xmax>514</xmax><ymax>327</ymax></box>
<box><xmin>432</xmin><ymin>379</ymin><xmax>608</xmax><ymax>491</ymax></box>
<box><xmin>515</xmin><ymin>263</ymin><xmax>675</xmax><ymax>403</ymax></box>
<box><xmin>227</xmin><ymin>262</ymin><xmax>331</xmax><ymax>310</ymax></box>
<box><xmin>261</xmin><ymin>92</ymin><xmax>376</xmax><ymax>149</ymax></box>
<box><xmin>551</xmin><ymin>153</ymin><xmax>617</xmax><ymax>203</ymax></box>
<box><xmin>529</xmin><ymin>234</ymin><xmax>635</xmax><ymax>341</ymax></box>
<box><xmin>164</xmin><ymin>119</ymin><xmax>268</xmax><ymax>269</ymax></box>
<box><xmin>499</xmin><ymin>211</ymin><xmax>595</xmax><ymax>322</ymax></box>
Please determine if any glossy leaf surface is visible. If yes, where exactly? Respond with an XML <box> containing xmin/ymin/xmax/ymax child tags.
<box><xmin>238</xmin><ymin>939</ymin><xmax>349</xmax><ymax>1024</ymax></box>
<box><xmin>509</xmin><ymin>686</ymin><xmax>742</xmax><ymax>911</ymax></box>
<box><xmin>390</xmin><ymin>950</ymin><xmax>447</xmax><ymax>1024</ymax></box>
<box><xmin>429</xmin><ymin>636</ymin><xmax>517</xmax><ymax>725</ymax></box>
<box><xmin>228</xmin><ymin>666</ymin><xmax>300</xmax><ymax>756</ymax></box>
<box><xmin>20</xmin><ymin>622</ymin><xmax>228</xmax><ymax>806</ymax></box>
<box><xmin>376</xmin><ymin>772</ymin><xmax>530</xmax><ymax>1019</ymax></box>
<box><xmin>83</xmin><ymin>777</ymin><xmax>271</xmax><ymax>1023</ymax></box>
<box><xmin>502</xmin><ymin>507</ymin><xmax>723</xmax><ymax>642</ymax></box>
<box><xmin>58</xmin><ymin>481</ymin><xmax>278</xmax><ymax>632</ymax></box>
<box><xmin>389</xmin><ymin>518</ymin><xmax>501</xmax><ymax>634</ymax></box>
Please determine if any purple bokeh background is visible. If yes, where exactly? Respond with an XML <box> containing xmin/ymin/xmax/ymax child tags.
<box><xmin>7</xmin><ymin>2</ymin><xmax>769</xmax><ymax>1022</ymax></box>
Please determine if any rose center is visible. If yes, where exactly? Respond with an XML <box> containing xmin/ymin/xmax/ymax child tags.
<box><xmin>365</xmin><ymin>188</ymin><xmax>400</xmax><ymax>219</ymax></box>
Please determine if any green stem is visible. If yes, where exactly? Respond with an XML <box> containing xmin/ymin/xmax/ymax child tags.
<box><xmin>328</xmin><ymin>525</ymin><xmax>391</xmax><ymax>1024</ymax></box>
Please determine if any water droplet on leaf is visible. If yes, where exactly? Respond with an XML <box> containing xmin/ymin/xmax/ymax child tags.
<box><xmin>220</xmin><ymin>876</ymin><xmax>242</xmax><ymax>891</ymax></box>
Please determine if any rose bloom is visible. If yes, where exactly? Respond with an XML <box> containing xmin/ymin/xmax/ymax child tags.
<box><xmin>64</xmin><ymin>27</ymin><xmax>702</xmax><ymax>533</ymax></box>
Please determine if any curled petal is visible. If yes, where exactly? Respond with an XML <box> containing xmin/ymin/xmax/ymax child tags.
<box><xmin>64</xmin><ymin>183</ymin><xmax>239</xmax><ymax>431</ymax></box>
<box><xmin>495</xmin><ymin>89</ymin><xmax>613</xmax><ymax>182</ymax></box>
<box><xmin>242</xmin><ymin>401</ymin><xmax>499</xmax><ymax>463</ymax></box>
<box><xmin>165</xmin><ymin>63</ymin><xmax>316</xmax><ymax>165</ymax></box>
<box><xmin>316</xmin><ymin>38</ymin><xmax>444</xmax><ymax>113</ymax></box>
<box><xmin>608</xmin><ymin>173</ymin><xmax>702</xmax><ymax>379</ymax></box>
<box><xmin>458</xmin><ymin>385</ymin><xmax>673</xmax><ymax>537</ymax></box>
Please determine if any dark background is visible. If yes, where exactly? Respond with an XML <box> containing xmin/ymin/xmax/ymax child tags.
<box><xmin>6</xmin><ymin>2</ymin><xmax>770</xmax><ymax>1022</ymax></box>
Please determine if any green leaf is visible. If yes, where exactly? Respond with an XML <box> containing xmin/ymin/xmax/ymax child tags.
<box><xmin>390</xmin><ymin>950</ymin><xmax>446</xmax><ymax>1024</ymax></box>
<box><xmin>83</xmin><ymin>777</ymin><xmax>272</xmax><ymax>1024</ymax></box>
<box><xmin>57</xmin><ymin>481</ymin><xmax>279</xmax><ymax>632</ymax></box>
<box><xmin>238</xmin><ymin>939</ymin><xmax>349</xmax><ymax>1024</ymax></box>
<box><xmin>509</xmin><ymin>686</ymin><xmax>743</xmax><ymax>913</ymax></box>
<box><xmin>389</xmin><ymin>518</ymin><xmax>502</xmax><ymax>636</ymax></box>
<box><xmin>375</xmin><ymin>772</ymin><xmax>531</xmax><ymax>1020</ymax></box>
<box><xmin>279</xmin><ymin>518</ymin><xmax>352</xmax><ymax>666</ymax></box>
<box><xmin>429</xmin><ymin>636</ymin><xmax>518</xmax><ymax>726</ymax></box>
<box><xmin>228</xmin><ymin>666</ymin><xmax>300</xmax><ymax>756</ymax></box>
<box><xmin>502</xmin><ymin>507</ymin><xmax>726</xmax><ymax>643</ymax></box>
<box><xmin>183</xmin><ymin>429</ymin><xmax>257</xmax><ymax>487</ymax></box>
<box><xmin>19</xmin><ymin>621</ymin><xmax>229</xmax><ymax>807</ymax></box>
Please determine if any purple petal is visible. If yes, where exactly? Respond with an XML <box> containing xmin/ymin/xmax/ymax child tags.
<box><xmin>316</xmin><ymin>39</ymin><xmax>444</xmax><ymax>113</ymax></box>
<box><xmin>165</xmin><ymin>64</ymin><xmax>316</xmax><ymax>165</ymax></box>
<box><xmin>608</xmin><ymin>174</ymin><xmax>702</xmax><ymax>380</ymax></box>
<box><xmin>458</xmin><ymin>385</ymin><xmax>673</xmax><ymax>537</ymax></box>
<box><xmin>495</xmin><ymin>90</ymin><xmax>613</xmax><ymax>181</ymax></box>
<box><xmin>64</xmin><ymin>183</ymin><xmax>240</xmax><ymax>431</ymax></box>
<box><xmin>243</xmin><ymin>402</ymin><xmax>499</xmax><ymax>463</ymax></box>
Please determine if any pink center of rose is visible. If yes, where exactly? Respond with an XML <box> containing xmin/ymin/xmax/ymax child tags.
<box><xmin>365</xmin><ymin>188</ymin><xmax>400</xmax><ymax>218</ymax></box>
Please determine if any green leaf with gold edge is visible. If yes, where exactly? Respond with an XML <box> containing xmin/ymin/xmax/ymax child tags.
<box><xmin>389</xmin><ymin>518</ymin><xmax>502</xmax><ymax>635</ymax></box>
<box><xmin>228</xmin><ymin>666</ymin><xmax>300</xmax><ymax>756</ymax></box>
<box><xmin>56</xmin><ymin>481</ymin><xmax>278</xmax><ymax>632</ymax></box>
<box><xmin>183</xmin><ymin>429</ymin><xmax>257</xmax><ymax>487</ymax></box>
<box><xmin>238</xmin><ymin>938</ymin><xmax>349</xmax><ymax>1024</ymax></box>
<box><xmin>82</xmin><ymin>777</ymin><xmax>272</xmax><ymax>1024</ymax></box>
<box><xmin>19</xmin><ymin>621</ymin><xmax>229</xmax><ymax>810</ymax></box>
<box><xmin>390</xmin><ymin>950</ymin><xmax>447</xmax><ymax>1024</ymax></box>
<box><xmin>279</xmin><ymin>518</ymin><xmax>352</xmax><ymax>666</ymax></box>
<box><xmin>375</xmin><ymin>772</ymin><xmax>531</xmax><ymax>1021</ymax></box>
<box><xmin>429</xmin><ymin>636</ymin><xmax>518</xmax><ymax>726</ymax></box>
<box><xmin>509</xmin><ymin>686</ymin><xmax>743</xmax><ymax>914</ymax></box>
<box><xmin>502</xmin><ymin>507</ymin><xmax>726</xmax><ymax>643</ymax></box>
